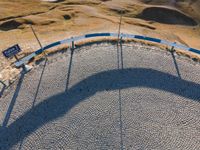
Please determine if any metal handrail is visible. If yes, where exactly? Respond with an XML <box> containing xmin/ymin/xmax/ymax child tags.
<box><xmin>15</xmin><ymin>32</ymin><xmax>200</xmax><ymax>67</ymax></box>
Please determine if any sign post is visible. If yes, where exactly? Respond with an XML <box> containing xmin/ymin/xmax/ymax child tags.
<box><xmin>14</xmin><ymin>55</ymin><xmax>19</xmax><ymax>61</ymax></box>
<box><xmin>2</xmin><ymin>44</ymin><xmax>32</xmax><ymax>73</ymax></box>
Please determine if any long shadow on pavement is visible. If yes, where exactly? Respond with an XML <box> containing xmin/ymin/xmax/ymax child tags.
<box><xmin>32</xmin><ymin>58</ymin><xmax>48</xmax><ymax>108</ymax></box>
<box><xmin>0</xmin><ymin>81</ymin><xmax>6</xmax><ymax>98</ymax></box>
<box><xmin>0</xmin><ymin>68</ymin><xmax>200</xmax><ymax>149</ymax></box>
<box><xmin>171</xmin><ymin>51</ymin><xmax>182</xmax><ymax>79</ymax></box>
<box><xmin>65</xmin><ymin>48</ymin><xmax>74</xmax><ymax>91</ymax></box>
<box><xmin>2</xmin><ymin>73</ymin><xmax>25</xmax><ymax>128</ymax></box>
<box><xmin>117</xmin><ymin>39</ymin><xmax>124</xmax><ymax>150</ymax></box>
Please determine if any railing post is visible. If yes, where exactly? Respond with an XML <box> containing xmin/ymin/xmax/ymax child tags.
<box><xmin>120</xmin><ymin>33</ymin><xmax>123</xmax><ymax>44</ymax></box>
<box><xmin>14</xmin><ymin>51</ymin><xmax>32</xmax><ymax>73</ymax></box>
<box><xmin>71</xmin><ymin>37</ymin><xmax>75</xmax><ymax>51</ymax></box>
<box><xmin>21</xmin><ymin>64</ymin><xmax>32</xmax><ymax>74</ymax></box>
<box><xmin>170</xmin><ymin>42</ymin><xmax>176</xmax><ymax>53</ymax></box>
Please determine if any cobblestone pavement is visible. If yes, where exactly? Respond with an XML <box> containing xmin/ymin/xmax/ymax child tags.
<box><xmin>0</xmin><ymin>42</ymin><xmax>200</xmax><ymax>150</ymax></box>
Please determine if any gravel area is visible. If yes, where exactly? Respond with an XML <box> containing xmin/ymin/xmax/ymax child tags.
<box><xmin>0</xmin><ymin>42</ymin><xmax>200</xmax><ymax>150</ymax></box>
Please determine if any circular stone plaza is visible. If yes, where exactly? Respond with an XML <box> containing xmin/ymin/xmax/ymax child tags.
<box><xmin>0</xmin><ymin>42</ymin><xmax>200</xmax><ymax>149</ymax></box>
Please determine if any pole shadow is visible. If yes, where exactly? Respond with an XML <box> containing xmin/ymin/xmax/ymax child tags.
<box><xmin>117</xmin><ymin>42</ymin><xmax>120</xmax><ymax>69</ymax></box>
<box><xmin>117</xmin><ymin>39</ymin><xmax>124</xmax><ymax>70</ymax></box>
<box><xmin>0</xmin><ymin>68</ymin><xmax>200</xmax><ymax>149</ymax></box>
<box><xmin>118</xmin><ymin>89</ymin><xmax>124</xmax><ymax>150</ymax></box>
<box><xmin>117</xmin><ymin>38</ymin><xmax>124</xmax><ymax>149</ymax></box>
<box><xmin>0</xmin><ymin>81</ymin><xmax>6</xmax><ymax>98</ymax></box>
<box><xmin>2</xmin><ymin>72</ymin><xmax>25</xmax><ymax>128</ymax></box>
<box><xmin>65</xmin><ymin>48</ymin><xmax>74</xmax><ymax>91</ymax></box>
<box><xmin>120</xmin><ymin>38</ymin><xmax>124</xmax><ymax>70</ymax></box>
<box><xmin>32</xmin><ymin>58</ymin><xmax>48</xmax><ymax>108</ymax></box>
<box><xmin>171</xmin><ymin>51</ymin><xmax>181</xmax><ymax>79</ymax></box>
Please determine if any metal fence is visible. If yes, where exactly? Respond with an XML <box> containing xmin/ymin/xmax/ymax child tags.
<box><xmin>15</xmin><ymin>32</ymin><xmax>200</xmax><ymax>67</ymax></box>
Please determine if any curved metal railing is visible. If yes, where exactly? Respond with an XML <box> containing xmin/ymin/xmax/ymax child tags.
<box><xmin>15</xmin><ymin>32</ymin><xmax>200</xmax><ymax>67</ymax></box>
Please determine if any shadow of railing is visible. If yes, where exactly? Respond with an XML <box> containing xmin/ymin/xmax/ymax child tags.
<box><xmin>0</xmin><ymin>68</ymin><xmax>200</xmax><ymax>149</ymax></box>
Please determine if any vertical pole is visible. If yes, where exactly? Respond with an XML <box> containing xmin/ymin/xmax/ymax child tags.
<box><xmin>117</xmin><ymin>10</ymin><xmax>123</xmax><ymax>44</ymax></box>
<box><xmin>117</xmin><ymin>10</ymin><xmax>124</xmax><ymax>69</ymax></box>
<box><xmin>30</xmin><ymin>25</ymin><xmax>47</xmax><ymax>59</ymax></box>
<box><xmin>71</xmin><ymin>37</ymin><xmax>75</xmax><ymax>54</ymax></box>
<box><xmin>71</xmin><ymin>37</ymin><xmax>75</xmax><ymax>50</ymax></box>
<box><xmin>14</xmin><ymin>55</ymin><xmax>19</xmax><ymax>62</ymax></box>
<box><xmin>120</xmin><ymin>35</ymin><xmax>123</xmax><ymax>45</ymax></box>
<box><xmin>171</xmin><ymin>46</ymin><xmax>175</xmax><ymax>52</ymax></box>
<box><xmin>169</xmin><ymin>42</ymin><xmax>176</xmax><ymax>53</ymax></box>
<box><xmin>14</xmin><ymin>55</ymin><xmax>27</xmax><ymax>73</ymax></box>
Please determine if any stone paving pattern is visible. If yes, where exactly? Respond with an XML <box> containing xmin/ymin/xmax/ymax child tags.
<box><xmin>0</xmin><ymin>42</ymin><xmax>200</xmax><ymax>149</ymax></box>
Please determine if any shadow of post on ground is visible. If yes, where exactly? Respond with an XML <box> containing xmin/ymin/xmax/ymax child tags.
<box><xmin>2</xmin><ymin>72</ymin><xmax>25</xmax><ymax>128</ymax></box>
<box><xmin>0</xmin><ymin>81</ymin><xmax>6</xmax><ymax>98</ymax></box>
<box><xmin>0</xmin><ymin>68</ymin><xmax>200</xmax><ymax>149</ymax></box>
<box><xmin>117</xmin><ymin>36</ymin><xmax>124</xmax><ymax>150</ymax></box>
<box><xmin>32</xmin><ymin>58</ymin><xmax>48</xmax><ymax>108</ymax></box>
<box><xmin>170</xmin><ymin>51</ymin><xmax>182</xmax><ymax>79</ymax></box>
<box><xmin>65</xmin><ymin>47</ymin><xmax>74</xmax><ymax>92</ymax></box>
